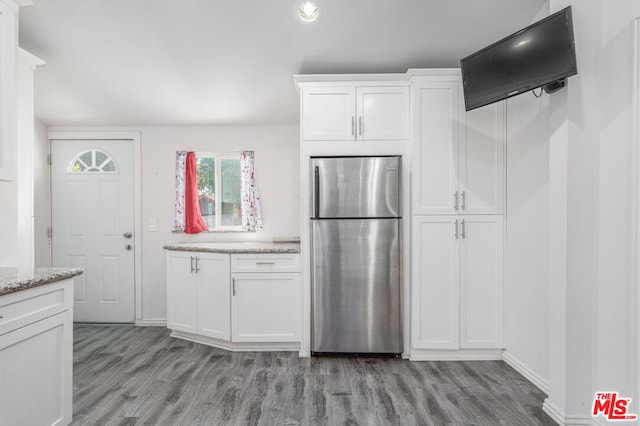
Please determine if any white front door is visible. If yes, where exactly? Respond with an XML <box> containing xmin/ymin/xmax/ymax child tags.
<box><xmin>51</xmin><ymin>139</ymin><xmax>135</xmax><ymax>323</ymax></box>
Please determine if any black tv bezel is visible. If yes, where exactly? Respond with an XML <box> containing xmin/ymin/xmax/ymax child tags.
<box><xmin>460</xmin><ymin>6</ymin><xmax>577</xmax><ymax>111</ymax></box>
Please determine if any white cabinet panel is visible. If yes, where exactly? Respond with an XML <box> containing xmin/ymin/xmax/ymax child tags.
<box><xmin>196</xmin><ymin>254</ymin><xmax>230</xmax><ymax>340</ymax></box>
<box><xmin>232</xmin><ymin>273</ymin><xmax>301</xmax><ymax>342</ymax></box>
<box><xmin>357</xmin><ymin>87</ymin><xmax>409</xmax><ymax>140</ymax></box>
<box><xmin>461</xmin><ymin>102</ymin><xmax>505</xmax><ymax>214</ymax></box>
<box><xmin>166</xmin><ymin>252</ymin><xmax>197</xmax><ymax>334</ymax></box>
<box><xmin>411</xmin><ymin>215</ymin><xmax>504</xmax><ymax>351</ymax></box>
<box><xmin>0</xmin><ymin>309</ymin><xmax>73</xmax><ymax>426</ymax></box>
<box><xmin>459</xmin><ymin>216</ymin><xmax>504</xmax><ymax>348</ymax></box>
<box><xmin>412</xmin><ymin>82</ymin><xmax>460</xmax><ymax>215</ymax></box>
<box><xmin>411</xmin><ymin>216</ymin><xmax>459</xmax><ymax>349</ymax></box>
<box><xmin>302</xmin><ymin>87</ymin><xmax>356</xmax><ymax>140</ymax></box>
<box><xmin>301</xmin><ymin>85</ymin><xmax>409</xmax><ymax>141</ymax></box>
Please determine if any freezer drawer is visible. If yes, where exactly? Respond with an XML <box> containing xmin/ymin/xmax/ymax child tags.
<box><xmin>311</xmin><ymin>156</ymin><xmax>401</xmax><ymax>219</ymax></box>
<box><xmin>311</xmin><ymin>218</ymin><xmax>402</xmax><ymax>354</ymax></box>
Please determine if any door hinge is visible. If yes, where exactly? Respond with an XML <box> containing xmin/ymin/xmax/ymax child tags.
<box><xmin>47</xmin><ymin>227</ymin><xmax>53</xmax><ymax>238</ymax></box>
<box><xmin>47</xmin><ymin>154</ymin><xmax>52</xmax><ymax>165</ymax></box>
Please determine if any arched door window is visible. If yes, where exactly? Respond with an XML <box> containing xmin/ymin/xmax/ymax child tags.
<box><xmin>68</xmin><ymin>149</ymin><xmax>118</xmax><ymax>173</ymax></box>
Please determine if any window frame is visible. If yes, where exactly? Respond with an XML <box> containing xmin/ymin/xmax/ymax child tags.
<box><xmin>195</xmin><ymin>152</ymin><xmax>242</xmax><ymax>232</ymax></box>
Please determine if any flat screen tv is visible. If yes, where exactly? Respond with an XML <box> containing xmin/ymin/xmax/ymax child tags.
<box><xmin>460</xmin><ymin>6</ymin><xmax>577</xmax><ymax>111</ymax></box>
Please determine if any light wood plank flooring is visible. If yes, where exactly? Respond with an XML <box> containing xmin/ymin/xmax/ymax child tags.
<box><xmin>71</xmin><ymin>325</ymin><xmax>555</xmax><ymax>425</ymax></box>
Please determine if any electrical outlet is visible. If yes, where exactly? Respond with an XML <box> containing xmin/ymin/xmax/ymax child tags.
<box><xmin>149</xmin><ymin>219</ymin><xmax>157</xmax><ymax>232</ymax></box>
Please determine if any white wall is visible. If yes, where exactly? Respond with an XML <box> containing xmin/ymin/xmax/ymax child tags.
<box><xmin>47</xmin><ymin>124</ymin><xmax>301</xmax><ymax>321</ymax></box>
<box><xmin>34</xmin><ymin>118</ymin><xmax>51</xmax><ymax>267</ymax></box>
<box><xmin>504</xmin><ymin>93</ymin><xmax>550</xmax><ymax>390</ymax></box>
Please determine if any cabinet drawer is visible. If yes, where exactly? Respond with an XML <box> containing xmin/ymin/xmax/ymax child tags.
<box><xmin>0</xmin><ymin>280</ymin><xmax>73</xmax><ymax>336</ymax></box>
<box><xmin>231</xmin><ymin>254</ymin><xmax>300</xmax><ymax>273</ymax></box>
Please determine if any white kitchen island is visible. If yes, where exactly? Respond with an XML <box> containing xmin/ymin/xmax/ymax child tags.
<box><xmin>0</xmin><ymin>267</ymin><xmax>82</xmax><ymax>426</ymax></box>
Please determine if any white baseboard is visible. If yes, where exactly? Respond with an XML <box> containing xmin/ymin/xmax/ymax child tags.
<box><xmin>409</xmin><ymin>348</ymin><xmax>502</xmax><ymax>361</ymax></box>
<box><xmin>502</xmin><ymin>350</ymin><xmax>549</xmax><ymax>394</ymax></box>
<box><xmin>135</xmin><ymin>319</ymin><xmax>167</xmax><ymax>327</ymax></box>
<box><xmin>543</xmin><ymin>398</ymin><xmax>593</xmax><ymax>425</ymax></box>
<box><xmin>170</xmin><ymin>330</ymin><xmax>300</xmax><ymax>352</ymax></box>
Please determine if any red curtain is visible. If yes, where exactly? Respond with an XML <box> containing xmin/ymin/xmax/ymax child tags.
<box><xmin>184</xmin><ymin>152</ymin><xmax>208</xmax><ymax>234</ymax></box>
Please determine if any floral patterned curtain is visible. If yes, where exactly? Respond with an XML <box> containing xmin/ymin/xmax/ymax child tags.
<box><xmin>240</xmin><ymin>151</ymin><xmax>263</xmax><ymax>231</ymax></box>
<box><xmin>173</xmin><ymin>151</ymin><xmax>187</xmax><ymax>231</ymax></box>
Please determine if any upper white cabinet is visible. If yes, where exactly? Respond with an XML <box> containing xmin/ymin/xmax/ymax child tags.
<box><xmin>301</xmin><ymin>85</ymin><xmax>409</xmax><ymax>141</ymax></box>
<box><xmin>412</xmin><ymin>78</ymin><xmax>505</xmax><ymax>215</ymax></box>
<box><xmin>0</xmin><ymin>0</ymin><xmax>18</xmax><ymax>181</ymax></box>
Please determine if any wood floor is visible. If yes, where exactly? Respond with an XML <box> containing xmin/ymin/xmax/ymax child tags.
<box><xmin>71</xmin><ymin>325</ymin><xmax>555</xmax><ymax>426</ymax></box>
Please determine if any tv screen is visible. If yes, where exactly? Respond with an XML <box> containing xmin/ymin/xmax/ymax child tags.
<box><xmin>460</xmin><ymin>6</ymin><xmax>577</xmax><ymax>111</ymax></box>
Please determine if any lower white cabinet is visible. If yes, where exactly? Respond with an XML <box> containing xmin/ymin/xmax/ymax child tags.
<box><xmin>232</xmin><ymin>273</ymin><xmax>301</xmax><ymax>342</ymax></box>
<box><xmin>166</xmin><ymin>252</ymin><xmax>230</xmax><ymax>340</ymax></box>
<box><xmin>0</xmin><ymin>280</ymin><xmax>73</xmax><ymax>426</ymax></box>
<box><xmin>411</xmin><ymin>215</ymin><xmax>504</xmax><ymax>353</ymax></box>
<box><xmin>166</xmin><ymin>251</ymin><xmax>301</xmax><ymax>350</ymax></box>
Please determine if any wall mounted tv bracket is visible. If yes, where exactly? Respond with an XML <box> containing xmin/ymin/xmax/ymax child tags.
<box><xmin>542</xmin><ymin>79</ymin><xmax>566</xmax><ymax>94</ymax></box>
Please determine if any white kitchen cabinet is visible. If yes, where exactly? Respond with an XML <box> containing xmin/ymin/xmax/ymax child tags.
<box><xmin>166</xmin><ymin>251</ymin><xmax>230</xmax><ymax>340</ymax></box>
<box><xmin>301</xmin><ymin>85</ymin><xmax>409</xmax><ymax>141</ymax></box>
<box><xmin>0</xmin><ymin>280</ymin><xmax>74</xmax><ymax>426</ymax></box>
<box><xmin>231</xmin><ymin>273</ymin><xmax>301</xmax><ymax>342</ymax></box>
<box><xmin>0</xmin><ymin>0</ymin><xmax>17</xmax><ymax>181</ymax></box>
<box><xmin>166</xmin><ymin>250</ymin><xmax>301</xmax><ymax>351</ymax></box>
<box><xmin>412</xmin><ymin>79</ymin><xmax>505</xmax><ymax>215</ymax></box>
<box><xmin>411</xmin><ymin>215</ymin><xmax>504</xmax><ymax>351</ymax></box>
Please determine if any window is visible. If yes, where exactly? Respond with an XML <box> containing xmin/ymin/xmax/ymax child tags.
<box><xmin>68</xmin><ymin>149</ymin><xmax>118</xmax><ymax>173</ymax></box>
<box><xmin>196</xmin><ymin>153</ymin><xmax>242</xmax><ymax>230</ymax></box>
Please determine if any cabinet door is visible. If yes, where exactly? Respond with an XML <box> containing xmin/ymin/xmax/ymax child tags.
<box><xmin>357</xmin><ymin>86</ymin><xmax>409</xmax><ymax>140</ymax></box>
<box><xmin>460</xmin><ymin>102</ymin><xmax>505</xmax><ymax>214</ymax></box>
<box><xmin>459</xmin><ymin>216</ymin><xmax>504</xmax><ymax>349</ymax></box>
<box><xmin>412</xmin><ymin>81</ymin><xmax>460</xmax><ymax>215</ymax></box>
<box><xmin>166</xmin><ymin>252</ymin><xmax>197</xmax><ymax>334</ymax></box>
<box><xmin>301</xmin><ymin>87</ymin><xmax>356</xmax><ymax>140</ymax></box>
<box><xmin>411</xmin><ymin>216</ymin><xmax>459</xmax><ymax>349</ymax></box>
<box><xmin>0</xmin><ymin>310</ymin><xmax>72</xmax><ymax>426</ymax></box>
<box><xmin>231</xmin><ymin>273</ymin><xmax>301</xmax><ymax>342</ymax></box>
<box><xmin>196</xmin><ymin>253</ymin><xmax>231</xmax><ymax>341</ymax></box>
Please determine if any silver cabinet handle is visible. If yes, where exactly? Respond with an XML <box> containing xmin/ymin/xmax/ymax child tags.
<box><xmin>232</xmin><ymin>278</ymin><xmax>236</xmax><ymax>296</ymax></box>
<box><xmin>190</xmin><ymin>256</ymin><xmax>195</xmax><ymax>273</ymax></box>
<box><xmin>255</xmin><ymin>262</ymin><xmax>275</xmax><ymax>265</ymax></box>
<box><xmin>461</xmin><ymin>219</ymin><xmax>466</xmax><ymax>239</ymax></box>
<box><xmin>358</xmin><ymin>116</ymin><xmax>363</xmax><ymax>136</ymax></box>
<box><xmin>454</xmin><ymin>191</ymin><xmax>459</xmax><ymax>211</ymax></box>
<box><xmin>461</xmin><ymin>191</ymin><xmax>466</xmax><ymax>210</ymax></box>
<box><xmin>454</xmin><ymin>219</ymin><xmax>459</xmax><ymax>239</ymax></box>
<box><xmin>123</xmin><ymin>232</ymin><xmax>133</xmax><ymax>239</ymax></box>
<box><xmin>351</xmin><ymin>116</ymin><xmax>355</xmax><ymax>136</ymax></box>
<box><xmin>195</xmin><ymin>256</ymin><xmax>200</xmax><ymax>273</ymax></box>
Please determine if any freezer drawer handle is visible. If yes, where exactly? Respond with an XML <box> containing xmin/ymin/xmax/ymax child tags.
<box><xmin>255</xmin><ymin>262</ymin><xmax>275</xmax><ymax>266</ymax></box>
<box><xmin>314</xmin><ymin>166</ymin><xmax>320</xmax><ymax>218</ymax></box>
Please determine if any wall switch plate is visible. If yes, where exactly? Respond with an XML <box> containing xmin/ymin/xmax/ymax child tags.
<box><xmin>149</xmin><ymin>219</ymin><xmax>157</xmax><ymax>232</ymax></box>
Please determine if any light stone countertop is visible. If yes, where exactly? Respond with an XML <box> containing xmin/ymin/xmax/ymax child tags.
<box><xmin>163</xmin><ymin>242</ymin><xmax>300</xmax><ymax>254</ymax></box>
<box><xmin>0</xmin><ymin>267</ymin><xmax>84</xmax><ymax>296</ymax></box>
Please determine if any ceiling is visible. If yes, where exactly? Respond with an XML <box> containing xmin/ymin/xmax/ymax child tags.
<box><xmin>19</xmin><ymin>0</ymin><xmax>548</xmax><ymax>126</ymax></box>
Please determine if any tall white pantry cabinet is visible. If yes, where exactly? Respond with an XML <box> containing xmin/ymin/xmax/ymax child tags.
<box><xmin>410</xmin><ymin>72</ymin><xmax>505</xmax><ymax>360</ymax></box>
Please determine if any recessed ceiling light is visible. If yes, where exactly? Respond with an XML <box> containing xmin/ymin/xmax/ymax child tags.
<box><xmin>298</xmin><ymin>1</ymin><xmax>318</xmax><ymax>23</ymax></box>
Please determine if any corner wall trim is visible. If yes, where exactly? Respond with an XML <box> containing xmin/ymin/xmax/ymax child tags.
<box><xmin>542</xmin><ymin>399</ymin><xmax>592</xmax><ymax>425</ymax></box>
<box><xmin>501</xmin><ymin>350</ymin><xmax>549</xmax><ymax>394</ymax></box>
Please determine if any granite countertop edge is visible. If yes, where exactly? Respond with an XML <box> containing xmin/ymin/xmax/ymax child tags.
<box><xmin>163</xmin><ymin>243</ymin><xmax>300</xmax><ymax>254</ymax></box>
<box><xmin>0</xmin><ymin>267</ymin><xmax>84</xmax><ymax>297</ymax></box>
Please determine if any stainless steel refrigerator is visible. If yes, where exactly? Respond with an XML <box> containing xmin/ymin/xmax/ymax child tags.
<box><xmin>310</xmin><ymin>156</ymin><xmax>402</xmax><ymax>356</ymax></box>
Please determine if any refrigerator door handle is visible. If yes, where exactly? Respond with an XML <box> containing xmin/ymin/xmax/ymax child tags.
<box><xmin>314</xmin><ymin>165</ymin><xmax>320</xmax><ymax>218</ymax></box>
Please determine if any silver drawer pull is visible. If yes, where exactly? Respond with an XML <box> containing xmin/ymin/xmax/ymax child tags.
<box><xmin>255</xmin><ymin>262</ymin><xmax>275</xmax><ymax>265</ymax></box>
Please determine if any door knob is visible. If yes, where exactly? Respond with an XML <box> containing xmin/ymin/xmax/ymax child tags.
<box><xmin>123</xmin><ymin>232</ymin><xmax>133</xmax><ymax>239</ymax></box>
<box><xmin>125</xmin><ymin>244</ymin><xmax>133</xmax><ymax>251</ymax></box>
